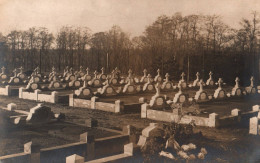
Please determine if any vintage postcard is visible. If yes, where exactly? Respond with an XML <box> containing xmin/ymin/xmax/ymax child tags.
<box><xmin>0</xmin><ymin>0</ymin><xmax>259</xmax><ymax>162</ymax></box>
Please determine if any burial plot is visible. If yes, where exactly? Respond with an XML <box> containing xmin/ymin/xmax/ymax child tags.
<box><xmin>88</xmin><ymin>71</ymin><xmax>102</xmax><ymax>88</ymax></box>
<box><xmin>17</xmin><ymin>66</ymin><xmax>26</xmax><ymax>80</ymax></box>
<box><xmin>178</xmin><ymin>72</ymin><xmax>187</xmax><ymax>89</ymax></box>
<box><xmin>26</xmin><ymin>76</ymin><xmax>41</xmax><ymax>91</ymax></box>
<box><xmin>75</xmin><ymin>66</ymin><xmax>85</xmax><ymax>77</ymax></box>
<box><xmin>74</xmin><ymin>81</ymin><xmax>94</xmax><ymax>99</ymax></box>
<box><xmin>173</xmin><ymin>85</ymin><xmax>188</xmax><ymax>103</ymax></box>
<box><xmin>213</xmin><ymin>78</ymin><xmax>226</xmax><ymax>99</ymax></box>
<box><xmin>246</xmin><ymin>76</ymin><xmax>257</xmax><ymax>94</ymax></box>
<box><xmin>148</xmin><ymin>83</ymin><xmax>170</xmax><ymax>110</ymax></box>
<box><xmin>206</xmin><ymin>71</ymin><xmax>214</xmax><ymax>86</ymax></box>
<box><xmin>154</xmin><ymin>69</ymin><xmax>163</xmax><ymax>83</ymax></box>
<box><xmin>109</xmin><ymin>70</ymin><xmax>121</xmax><ymax>85</ymax></box>
<box><xmin>98</xmin><ymin>67</ymin><xmax>107</xmax><ymax>81</ymax></box>
<box><xmin>68</xmin><ymin>75</ymin><xmax>82</xmax><ymax>88</ymax></box>
<box><xmin>0</xmin><ymin>66</ymin><xmax>8</xmax><ymax>82</ymax></box>
<box><xmin>192</xmin><ymin>72</ymin><xmax>200</xmax><ymax>87</ymax></box>
<box><xmin>231</xmin><ymin>77</ymin><xmax>243</xmax><ymax>96</ymax></box>
<box><xmin>142</xmin><ymin>74</ymin><xmax>155</xmax><ymax>93</ymax></box>
<box><xmin>65</xmin><ymin>67</ymin><xmax>77</xmax><ymax>81</ymax></box>
<box><xmin>122</xmin><ymin>69</ymin><xmax>141</xmax><ymax>94</ymax></box>
<box><xmin>82</xmin><ymin>68</ymin><xmax>92</xmax><ymax>81</ymax></box>
<box><xmin>96</xmin><ymin>77</ymin><xmax>118</xmax><ymax>97</ymax></box>
<box><xmin>161</xmin><ymin>73</ymin><xmax>174</xmax><ymax>91</ymax></box>
<box><xmin>8</xmin><ymin>68</ymin><xmax>24</xmax><ymax>84</ymax></box>
<box><xmin>140</xmin><ymin>69</ymin><xmax>149</xmax><ymax>83</ymax></box>
<box><xmin>194</xmin><ymin>80</ymin><xmax>208</xmax><ymax>101</ymax></box>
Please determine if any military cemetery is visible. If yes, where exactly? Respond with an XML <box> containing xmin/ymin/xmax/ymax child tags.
<box><xmin>1</xmin><ymin>0</ymin><xmax>260</xmax><ymax>162</ymax></box>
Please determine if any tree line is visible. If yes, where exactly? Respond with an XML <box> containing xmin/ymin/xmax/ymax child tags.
<box><xmin>0</xmin><ymin>12</ymin><xmax>259</xmax><ymax>85</ymax></box>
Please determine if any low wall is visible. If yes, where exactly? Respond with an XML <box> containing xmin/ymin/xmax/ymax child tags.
<box><xmin>69</xmin><ymin>95</ymin><xmax>126</xmax><ymax>113</ymax></box>
<box><xmin>0</xmin><ymin>131</ymin><xmax>131</xmax><ymax>163</ymax></box>
<box><xmin>142</xmin><ymin>103</ymin><xmax>260</xmax><ymax>128</ymax></box>
<box><xmin>95</xmin><ymin>135</ymin><xmax>129</xmax><ymax>158</ymax></box>
<box><xmin>19</xmin><ymin>87</ymin><xmax>62</xmax><ymax>104</ymax></box>
<box><xmin>0</xmin><ymin>85</ymin><xmax>10</xmax><ymax>96</ymax></box>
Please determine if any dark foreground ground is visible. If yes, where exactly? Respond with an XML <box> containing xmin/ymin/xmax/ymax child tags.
<box><xmin>0</xmin><ymin>95</ymin><xmax>260</xmax><ymax>162</ymax></box>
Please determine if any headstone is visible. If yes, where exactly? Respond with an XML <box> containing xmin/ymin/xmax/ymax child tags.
<box><xmin>192</xmin><ymin>72</ymin><xmax>200</xmax><ymax>87</ymax></box>
<box><xmin>154</xmin><ymin>69</ymin><xmax>162</xmax><ymax>83</ymax></box>
<box><xmin>161</xmin><ymin>73</ymin><xmax>173</xmax><ymax>90</ymax></box>
<box><xmin>231</xmin><ymin>77</ymin><xmax>242</xmax><ymax>96</ymax></box>
<box><xmin>82</xmin><ymin>67</ymin><xmax>92</xmax><ymax>81</ymax></box>
<box><xmin>75</xmin><ymin>80</ymin><xmax>93</xmax><ymax>99</ymax></box>
<box><xmin>140</xmin><ymin>69</ymin><xmax>148</xmax><ymax>83</ymax></box>
<box><xmin>149</xmin><ymin>83</ymin><xmax>169</xmax><ymax>110</ymax></box>
<box><xmin>178</xmin><ymin>72</ymin><xmax>187</xmax><ymax>89</ymax></box>
<box><xmin>98</xmin><ymin>77</ymin><xmax>117</xmax><ymax>96</ymax></box>
<box><xmin>173</xmin><ymin>85</ymin><xmax>187</xmax><ymax>103</ymax></box>
<box><xmin>194</xmin><ymin>80</ymin><xmax>208</xmax><ymax>101</ymax></box>
<box><xmin>143</xmin><ymin>74</ymin><xmax>155</xmax><ymax>92</ymax></box>
<box><xmin>206</xmin><ymin>71</ymin><xmax>214</xmax><ymax>86</ymax></box>
<box><xmin>99</xmin><ymin>67</ymin><xmax>107</xmax><ymax>80</ymax></box>
<box><xmin>213</xmin><ymin>78</ymin><xmax>226</xmax><ymax>99</ymax></box>
<box><xmin>0</xmin><ymin>66</ymin><xmax>7</xmax><ymax>80</ymax></box>
<box><xmin>123</xmin><ymin>69</ymin><xmax>138</xmax><ymax>94</ymax></box>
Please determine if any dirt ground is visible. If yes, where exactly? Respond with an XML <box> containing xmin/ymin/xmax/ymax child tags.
<box><xmin>0</xmin><ymin>95</ymin><xmax>260</xmax><ymax>162</ymax></box>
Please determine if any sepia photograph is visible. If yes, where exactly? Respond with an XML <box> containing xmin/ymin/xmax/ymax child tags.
<box><xmin>0</xmin><ymin>0</ymin><xmax>260</xmax><ymax>162</ymax></box>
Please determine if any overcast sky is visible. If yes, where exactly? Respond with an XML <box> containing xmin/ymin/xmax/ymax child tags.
<box><xmin>0</xmin><ymin>0</ymin><xmax>259</xmax><ymax>36</ymax></box>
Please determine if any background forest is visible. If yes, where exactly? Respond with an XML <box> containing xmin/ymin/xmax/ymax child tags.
<box><xmin>0</xmin><ymin>12</ymin><xmax>259</xmax><ymax>85</ymax></box>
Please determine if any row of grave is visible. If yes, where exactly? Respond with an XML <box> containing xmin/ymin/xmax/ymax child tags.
<box><xmin>0</xmin><ymin>65</ymin><xmax>236</xmax><ymax>91</ymax></box>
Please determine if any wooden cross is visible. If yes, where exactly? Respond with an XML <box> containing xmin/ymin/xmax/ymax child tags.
<box><xmin>94</xmin><ymin>70</ymin><xmax>98</xmax><ymax>78</ymax></box>
<box><xmin>235</xmin><ymin>77</ymin><xmax>240</xmax><ymax>87</ymax></box>
<box><xmin>181</xmin><ymin>72</ymin><xmax>185</xmax><ymax>81</ymax></box>
<box><xmin>165</xmin><ymin>73</ymin><xmax>169</xmax><ymax>82</ymax></box>
<box><xmin>196</xmin><ymin>72</ymin><xmax>200</xmax><ymax>80</ymax></box>
<box><xmin>209</xmin><ymin>71</ymin><xmax>213</xmax><ymax>78</ymax></box>
<box><xmin>157</xmin><ymin>69</ymin><xmax>160</xmax><ymax>76</ymax></box>
<box><xmin>86</xmin><ymin>68</ymin><xmax>89</xmax><ymax>74</ymax></box>
<box><xmin>250</xmin><ymin>76</ymin><xmax>254</xmax><ymax>87</ymax></box>
<box><xmin>199</xmin><ymin>79</ymin><xmax>204</xmax><ymax>91</ymax></box>
<box><xmin>143</xmin><ymin>69</ymin><xmax>147</xmax><ymax>76</ymax></box>
<box><xmin>218</xmin><ymin>78</ymin><xmax>223</xmax><ymax>88</ymax></box>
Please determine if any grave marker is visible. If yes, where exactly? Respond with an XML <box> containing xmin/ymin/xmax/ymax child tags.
<box><xmin>206</xmin><ymin>71</ymin><xmax>214</xmax><ymax>86</ymax></box>
<box><xmin>213</xmin><ymin>78</ymin><xmax>226</xmax><ymax>99</ymax></box>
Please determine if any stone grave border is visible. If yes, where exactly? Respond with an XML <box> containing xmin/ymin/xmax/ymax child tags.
<box><xmin>0</xmin><ymin>85</ymin><xmax>21</xmax><ymax>96</ymax></box>
<box><xmin>69</xmin><ymin>95</ymin><xmax>141</xmax><ymax>113</ymax></box>
<box><xmin>19</xmin><ymin>87</ymin><xmax>62</xmax><ymax>104</ymax></box>
<box><xmin>141</xmin><ymin>104</ymin><xmax>260</xmax><ymax>128</ymax></box>
<box><xmin>0</xmin><ymin>125</ymin><xmax>135</xmax><ymax>163</ymax></box>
